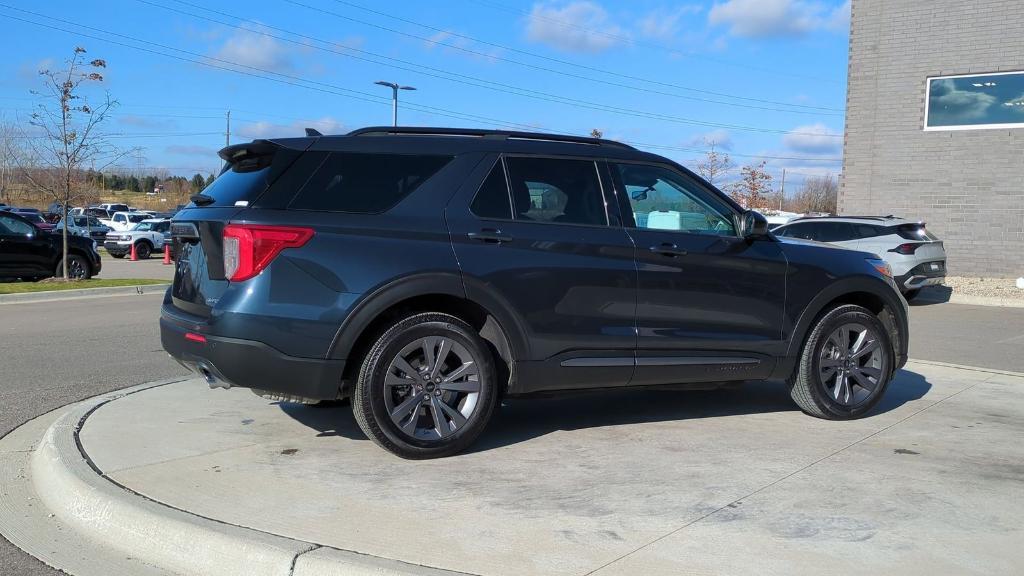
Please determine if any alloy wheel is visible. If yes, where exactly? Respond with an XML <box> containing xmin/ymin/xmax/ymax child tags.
<box><xmin>818</xmin><ymin>322</ymin><xmax>885</xmax><ymax>406</ymax></box>
<box><xmin>383</xmin><ymin>336</ymin><xmax>482</xmax><ymax>441</ymax></box>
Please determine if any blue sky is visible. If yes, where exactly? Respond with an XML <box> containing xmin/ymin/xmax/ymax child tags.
<box><xmin>0</xmin><ymin>0</ymin><xmax>850</xmax><ymax>187</ymax></box>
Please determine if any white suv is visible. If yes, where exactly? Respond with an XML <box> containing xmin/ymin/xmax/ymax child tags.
<box><xmin>773</xmin><ymin>215</ymin><xmax>947</xmax><ymax>299</ymax></box>
<box><xmin>103</xmin><ymin>218</ymin><xmax>170</xmax><ymax>259</ymax></box>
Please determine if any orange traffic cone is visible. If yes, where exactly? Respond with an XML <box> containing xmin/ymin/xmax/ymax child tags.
<box><xmin>130</xmin><ymin>242</ymin><xmax>137</xmax><ymax>261</ymax></box>
<box><xmin>162</xmin><ymin>243</ymin><xmax>172</xmax><ymax>265</ymax></box>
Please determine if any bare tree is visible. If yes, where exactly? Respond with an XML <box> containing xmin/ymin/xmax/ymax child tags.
<box><xmin>729</xmin><ymin>161</ymin><xmax>774</xmax><ymax>211</ymax></box>
<box><xmin>0</xmin><ymin>119</ymin><xmax>20</xmax><ymax>206</ymax></box>
<box><xmin>20</xmin><ymin>47</ymin><xmax>134</xmax><ymax>279</ymax></box>
<box><xmin>791</xmin><ymin>174</ymin><xmax>838</xmax><ymax>214</ymax></box>
<box><xmin>695</xmin><ymin>139</ymin><xmax>734</xmax><ymax>187</ymax></box>
<box><xmin>589</xmin><ymin>128</ymin><xmax>604</xmax><ymax>139</ymax></box>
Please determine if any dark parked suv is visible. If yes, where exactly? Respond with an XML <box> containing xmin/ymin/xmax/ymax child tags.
<box><xmin>0</xmin><ymin>211</ymin><xmax>102</xmax><ymax>280</ymax></box>
<box><xmin>161</xmin><ymin>127</ymin><xmax>909</xmax><ymax>458</ymax></box>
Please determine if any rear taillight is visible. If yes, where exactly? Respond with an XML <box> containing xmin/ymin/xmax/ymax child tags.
<box><xmin>889</xmin><ymin>243</ymin><xmax>921</xmax><ymax>255</ymax></box>
<box><xmin>222</xmin><ymin>224</ymin><xmax>314</xmax><ymax>281</ymax></box>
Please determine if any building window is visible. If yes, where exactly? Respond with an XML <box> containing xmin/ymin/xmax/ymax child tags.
<box><xmin>925</xmin><ymin>71</ymin><xmax>1024</xmax><ymax>130</ymax></box>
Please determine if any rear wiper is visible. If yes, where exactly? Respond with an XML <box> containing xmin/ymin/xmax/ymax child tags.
<box><xmin>189</xmin><ymin>193</ymin><xmax>215</xmax><ymax>206</ymax></box>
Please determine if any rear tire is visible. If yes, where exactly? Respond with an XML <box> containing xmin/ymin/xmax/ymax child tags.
<box><xmin>353</xmin><ymin>312</ymin><xmax>497</xmax><ymax>459</ymax></box>
<box><xmin>789</xmin><ymin>304</ymin><xmax>894</xmax><ymax>420</ymax></box>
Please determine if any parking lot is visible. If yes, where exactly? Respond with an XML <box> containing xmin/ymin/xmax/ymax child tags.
<box><xmin>1</xmin><ymin>292</ymin><xmax>1023</xmax><ymax>576</ymax></box>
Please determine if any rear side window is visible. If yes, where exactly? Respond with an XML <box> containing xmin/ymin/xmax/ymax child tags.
<box><xmin>505</xmin><ymin>157</ymin><xmax>607</xmax><ymax>226</ymax></box>
<box><xmin>470</xmin><ymin>160</ymin><xmax>512</xmax><ymax>219</ymax></box>
<box><xmin>289</xmin><ymin>153</ymin><xmax>452</xmax><ymax>213</ymax></box>
<box><xmin>813</xmin><ymin>222</ymin><xmax>856</xmax><ymax>242</ymax></box>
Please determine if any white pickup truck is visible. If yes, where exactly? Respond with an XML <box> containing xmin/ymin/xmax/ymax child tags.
<box><xmin>100</xmin><ymin>211</ymin><xmax>150</xmax><ymax>232</ymax></box>
<box><xmin>103</xmin><ymin>218</ymin><xmax>170</xmax><ymax>259</ymax></box>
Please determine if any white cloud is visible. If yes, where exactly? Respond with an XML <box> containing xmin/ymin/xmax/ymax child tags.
<box><xmin>211</xmin><ymin>23</ymin><xmax>296</xmax><ymax>73</ymax></box>
<box><xmin>782</xmin><ymin>123</ymin><xmax>842</xmax><ymax>154</ymax></box>
<box><xmin>526</xmin><ymin>1</ymin><xmax>626</xmax><ymax>53</ymax></box>
<box><xmin>686</xmin><ymin>129</ymin><xmax>733</xmax><ymax>150</ymax></box>
<box><xmin>637</xmin><ymin>5</ymin><xmax>702</xmax><ymax>41</ymax></box>
<box><xmin>708</xmin><ymin>0</ymin><xmax>849</xmax><ymax>39</ymax></box>
<box><xmin>236</xmin><ymin>117</ymin><xmax>345</xmax><ymax>140</ymax></box>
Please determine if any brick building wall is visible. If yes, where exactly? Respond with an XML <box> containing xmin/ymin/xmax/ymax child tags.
<box><xmin>842</xmin><ymin>0</ymin><xmax>1024</xmax><ymax>278</ymax></box>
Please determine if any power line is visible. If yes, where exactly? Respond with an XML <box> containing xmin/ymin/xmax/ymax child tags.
<box><xmin>3</xmin><ymin>4</ymin><xmax>841</xmax><ymax>139</ymax></box>
<box><xmin>286</xmin><ymin>0</ymin><xmax>844</xmax><ymax>115</ymax></box>
<box><xmin>465</xmin><ymin>0</ymin><xmax>844</xmax><ymax>85</ymax></box>
<box><xmin>0</xmin><ymin>6</ymin><xmax>550</xmax><ymax>133</ymax></box>
<box><xmin>141</xmin><ymin>0</ymin><xmax>844</xmax><ymax>137</ymax></box>
<box><xmin>0</xmin><ymin>7</ymin><xmax>845</xmax><ymax>164</ymax></box>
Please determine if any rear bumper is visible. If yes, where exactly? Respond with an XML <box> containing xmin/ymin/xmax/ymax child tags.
<box><xmin>160</xmin><ymin>307</ymin><xmax>345</xmax><ymax>400</ymax></box>
<box><xmin>895</xmin><ymin>260</ymin><xmax>946</xmax><ymax>292</ymax></box>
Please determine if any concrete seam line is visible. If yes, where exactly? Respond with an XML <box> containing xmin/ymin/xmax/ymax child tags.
<box><xmin>906</xmin><ymin>358</ymin><xmax>1024</xmax><ymax>378</ymax></box>
<box><xmin>289</xmin><ymin>545</ymin><xmax>322</xmax><ymax>576</ymax></box>
<box><xmin>581</xmin><ymin>378</ymin><xmax>984</xmax><ymax>576</ymax></box>
<box><xmin>0</xmin><ymin>284</ymin><xmax>170</xmax><ymax>305</ymax></box>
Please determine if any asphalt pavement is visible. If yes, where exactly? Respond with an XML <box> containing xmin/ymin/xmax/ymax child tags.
<box><xmin>0</xmin><ymin>293</ymin><xmax>1022</xmax><ymax>575</ymax></box>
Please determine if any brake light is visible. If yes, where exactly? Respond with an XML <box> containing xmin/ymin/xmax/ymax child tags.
<box><xmin>889</xmin><ymin>243</ymin><xmax>921</xmax><ymax>255</ymax></box>
<box><xmin>185</xmin><ymin>332</ymin><xmax>207</xmax><ymax>343</ymax></box>
<box><xmin>222</xmin><ymin>224</ymin><xmax>314</xmax><ymax>281</ymax></box>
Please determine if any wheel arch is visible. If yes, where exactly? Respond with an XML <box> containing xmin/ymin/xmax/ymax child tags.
<box><xmin>328</xmin><ymin>273</ymin><xmax>529</xmax><ymax>395</ymax></box>
<box><xmin>774</xmin><ymin>276</ymin><xmax>908</xmax><ymax>380</ymax></box>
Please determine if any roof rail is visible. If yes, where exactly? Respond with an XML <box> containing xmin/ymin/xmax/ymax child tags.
<box><xmin>346</xmin><ymin>126</ymin><xmax>636</xmax><ymax>150</ymax></box>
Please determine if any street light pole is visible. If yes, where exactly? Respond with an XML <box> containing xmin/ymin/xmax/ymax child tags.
<box><xmin>374</xmin><ymin>81</ymin><xmax>416</xmax><ymax>127</ymax></box>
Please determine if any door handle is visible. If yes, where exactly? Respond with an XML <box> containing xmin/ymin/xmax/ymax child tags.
<box><xmin>468</xmin><ymin>229</ymin><xmax>513</xmax><ymax>244</ymax></box>
<box><xmin>649</xmin><ymin>243</ymin><xmax>688</xmax><ymax>257</ymax></box>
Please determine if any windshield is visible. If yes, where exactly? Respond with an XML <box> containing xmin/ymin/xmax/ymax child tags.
<box><xmin>133</xmin><ymin>222</ymin><xmax>155</xmax><ymax>231</ymax></box>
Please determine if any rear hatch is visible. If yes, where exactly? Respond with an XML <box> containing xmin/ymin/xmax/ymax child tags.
<box><xmin>170</xmin><ymin>140</ymin><xmax>306</xmax><ymax>317</ymax></box>
<box><xmin>890</xmin><ymin>222</ymin><xmax>946</xmax><ymax>261</ymax></box>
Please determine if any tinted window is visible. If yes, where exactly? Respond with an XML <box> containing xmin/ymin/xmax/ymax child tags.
<box><xmin>776</xmin><ymin>222</ymin><xmax>817</xmax><ymax>239</ymax></box>
<box><xmin>289</xmin><ymin>153</ymin><xmax>451</xmax><ymax>213</ymax></box>
<box><xmin>927</xmin><ymin>72</ymin><xmax>1024</xmax><ymax>129</ymax></box>
<box><xmin>852</xmin><ymin>224</ymin><xmax>883</xmax><ymax>239</ymax></box>
<box><xmin>470</xmin><ymin>160</ymin><xmax>512</xmax><ymax>219</ymax></box>
<box><xmin>0</xmin><ymin>215</ymin><xmax>34</xmax><ymax>235</ymax></box>
<box><xmin>505</xmin><ymin>157</ymin><xmax>606</xmax><ymax>226</ymax></box>
<box><xmin>614</xmin><ymin>163</ymin><xmax>735</xmax><ymax>235</ymax></box>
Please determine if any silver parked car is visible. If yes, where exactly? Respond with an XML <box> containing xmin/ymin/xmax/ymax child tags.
<box><xmin>773</xmin><ymin>215</ymin><xmax>946</xmax><ymax>300</ymax></box>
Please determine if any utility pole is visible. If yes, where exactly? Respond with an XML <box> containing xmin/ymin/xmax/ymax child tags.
<box><xmin>779</xmin><ymin>168</ymin><xmax>786</xmax><ymax>211</ymax></box>
<box><xmin>374</xmin><ymin>81</ymin><xmax>416</xmax><ymax>126</ymax></box>
<box><xmin>223</xmin><ymin>110</ymin><xmax>231</xmax><ymax>171</ymax></box>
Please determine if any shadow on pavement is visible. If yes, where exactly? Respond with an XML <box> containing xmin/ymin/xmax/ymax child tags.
<box><xmin>909</xmin><ymin>286</ymin><xmax>952</xmax><ymax>306</ymax></box>
<box><xmin>277</xmin><ymin>369</ymin><xmax>932</xmax><ymax>452</ymax></box>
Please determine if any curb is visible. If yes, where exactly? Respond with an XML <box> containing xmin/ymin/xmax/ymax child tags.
<box><xmin>0</xmin><ymin>283</ymin><xmax>169</xmax><ymax>305</ymax></box>
<box><xmin>28</xmin><ymin>381</ymin><xmax>466</xmax><ymax>576</ymax></box>
<box><xmin>945</xmin><ymin>294</ymin><xmax>1024</xmax><ymax>308</ymax></box>
<box><xmin>906</xmin><ymin>358</ymin><xmax>1024</xmax><ymax>379</ymax></box>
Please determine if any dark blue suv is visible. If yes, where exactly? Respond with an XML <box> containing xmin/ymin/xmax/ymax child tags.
<box><xmin>161</xmin><ymin>127</ymin><xmax>909</xmax><ymax>458</ymax></box>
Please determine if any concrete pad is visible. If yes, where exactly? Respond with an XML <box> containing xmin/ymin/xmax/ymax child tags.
<box><xmin>68</xmin><ymin>361</ymin><xmax>1020</xmax><ymax>576</ymax></box>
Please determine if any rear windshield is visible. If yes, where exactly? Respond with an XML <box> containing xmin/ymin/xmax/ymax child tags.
<box><xmin>894</xmin><ymin>223</ymin><xmax>939</xmax><ymax>241</ymax></box>
<box><xmin>191</xmin><ymin>167</ymin><xmax>270</xmax><ymax>208</ymax></box>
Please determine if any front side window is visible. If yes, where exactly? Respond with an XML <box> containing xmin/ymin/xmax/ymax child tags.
<box><xmin>289</xmin><ymin>152</ymin><xmax>452</xmax><ymax>213</ymax></box>
<box><xmin>614</xmin><ymin>163</ymin><xmax>735</xmax><ymax>235</ymax></box>
<box><xmin>926</xmin><ymin>72</ymin><xmax>1024</xmax><ymax>130</ymax></box>
<box><xmin>505</xmin><ymin>157</ymin><xmax>607</xmax><ymax>226</ymax></box>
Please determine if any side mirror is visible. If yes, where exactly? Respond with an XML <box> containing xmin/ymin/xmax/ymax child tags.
<box><xmin>739</xmin><ymin>210</ymin><xmax>769</xmax><ymax>239</ymax></box>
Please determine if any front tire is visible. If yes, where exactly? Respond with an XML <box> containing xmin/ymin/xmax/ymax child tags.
<box><xmin>135</xmin><ymin>241</ymin><xmax>152</xmax><ymax>260</ymax></box>
<box><xmin>789</xmin><ymin>304</ymin><xmax>894</xmax><ymax>420</ymax></box>
<box><xmin>56</xmin><ymin>255</ymin><xmax>92</xmax><ymax>280</ymax></box>
<box><xmin>353</xmin><ymin>313</ymin><xmax>498</xmax><ymax>459</ymax></box>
